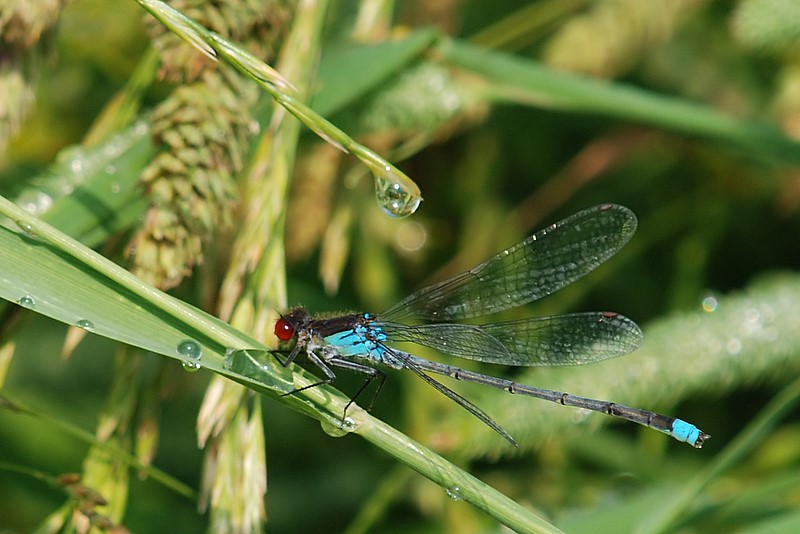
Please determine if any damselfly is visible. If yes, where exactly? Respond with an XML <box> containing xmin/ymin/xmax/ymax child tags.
<box><xmin>274</xmin><ymin>204</ymin><xmax>709</xmax><ymax>448</ymax></box>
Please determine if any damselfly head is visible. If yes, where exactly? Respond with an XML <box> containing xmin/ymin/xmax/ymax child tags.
<box><xmin>274</xmin><ymin>307</ymin><xmax>312</xmax><ymax>342</ymax></box>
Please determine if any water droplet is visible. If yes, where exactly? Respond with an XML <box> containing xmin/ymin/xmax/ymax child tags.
<box><xmin>320</xmin><ymin>416</ymin><xmax>355</xmax><ymax>437</ymax></box>
<box><xmin>182</xmin><ymin>361</ymin><xmax>202</xmax><ymax>372</ymax></box>
<box><xmin>76</xmin><ymin>319</ymin><xmax>94</xmax><ymax>331</ymax></box>
<box><xmin>445</xmin><ymin>486</ymin><xmax>463</xmax><ymax>501</ymax></box>
<box><xmin>341</xmin><ymin>417</ymin><xmax>356</xmax><ymax>432</ymax></box>
<box><xmin>178</xmin><ymin>339</ymin><xmax>203</xmax><ymax>371</ymax></box>
<box><xmin>177</xmin><ymin>339</ymin><xmax>203</xmax><ymax>359</ymax></box>
<box><xmin>701</xmin><ymin>295</ymin><xmax>719</xmax><ymax>313</ymax></box>
<box><xmin>17</xmin><ymin>295</ymin><xmax>35</xmax><ymax>308</ymax></box>
<box><xmin>15</xmin><ymin>221</ymin><xmax>36</xmax><ymax>238</ymax></box>
<box><xmin>374</xmin><ymin>175</ymin><xmax>422</xmax><ymax>218</ymax></box>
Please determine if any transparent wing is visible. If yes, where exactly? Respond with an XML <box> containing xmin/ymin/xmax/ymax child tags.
<box><xmin>377</xmin><ymin>322</ymin><xmax>510</xmax><ymax>361</ymax></box>
<box><xmin>377</xmin><ymin>312</ymin><xmax>643</xmax><ymax>367</ymax></box>
<box><xmin>478</xmin><ymin>312</ymin><xmax>643</xmax><ymax>366</ymax></box>
<box><xmin>382</xmin><ymin>204</ymin><xmax>637</xmax><ymax>322</ymax></box>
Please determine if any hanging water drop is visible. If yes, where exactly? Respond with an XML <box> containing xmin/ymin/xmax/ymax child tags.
<box><xmin>340</xmin><ymin>417</ymin><xmax>356</xmax><ymax>432</ymax></box>
<box><xmin>76</xmin><ymin>319</ymin><xmax>95</xmax><ymax>331</ymax></box>
<box><xmin>320</xmin><ymin>416</ymin><xmax>355</xmax><ymax>437</ymax></box>
<box><xmin>17</xmin><ymin>295</ymin><xmax>35</xmax><ymax>308</ymax></box>
<box><xmin>445</xmin><ymin>486</ymin><xmax>463</xmax><ymax>501</ymax></box>
<box><xmin>374</xmin><ymin>175</ymin><xmax>422</xmax><ymax>218</ymax></box>
<box><xmin>182</xmin><ymin>361</ymin><xmax>202</xmax><ymax>372</ymax></box>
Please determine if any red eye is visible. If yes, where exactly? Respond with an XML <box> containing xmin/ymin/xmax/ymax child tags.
<box><xmin>274</xmin><ymin>317</ymin><xmax>295</xmax><ymax>341</ymax></box>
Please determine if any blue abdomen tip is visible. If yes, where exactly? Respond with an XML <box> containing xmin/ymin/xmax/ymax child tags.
<box><xmin>671</xmin><ymin>419</ymin><xmax>701</xmax><ymax>445</ymax></box>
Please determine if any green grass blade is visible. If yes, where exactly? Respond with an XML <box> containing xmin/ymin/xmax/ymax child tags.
<box><xmin>311</xmin><ymin>29</ymin><xmax>438</xmax><ymax>116</ymax></box>
<box><xmin>16</xmin><ymin>121</ymin><xmax>154</xmax><ymax>247</ymax></box>
<box><xmin>438</xmin><ymin>38</ymin><xmax>800</xmax><ymax>164</ymax></box>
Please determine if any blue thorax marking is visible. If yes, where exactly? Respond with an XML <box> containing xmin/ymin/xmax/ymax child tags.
<box><xmin>323</xmin><ymin>318</ymin><xmax>389</xmax><ymax>361</ymax></box>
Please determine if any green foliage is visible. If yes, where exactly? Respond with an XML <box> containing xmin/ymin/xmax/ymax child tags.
<box><xmin>2</xmin><ymin>1</ymin><xmax>800</xmax><ymax>533</ymax></box>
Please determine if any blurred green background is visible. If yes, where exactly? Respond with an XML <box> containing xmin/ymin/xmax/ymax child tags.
<box><xmin>2</xmin><ymin>0</ymin><xmax>800</xmax><ymax>532</ymax></box>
